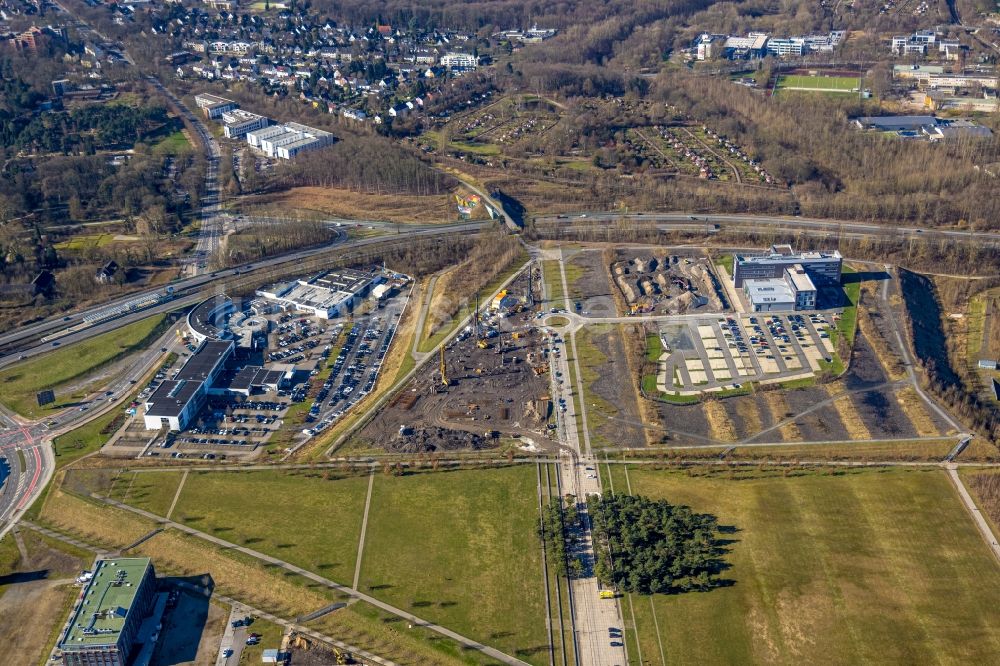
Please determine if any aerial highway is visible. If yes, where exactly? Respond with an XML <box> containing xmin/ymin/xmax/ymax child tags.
<box><xmin>536</xmin><ymin>211</ymin><xmax>1000</xmax><ymax>247</ymax></box>
<box><xmin>0</xmin><ymin>220</ymin><xmax>490</xmax><ymax>538</ymax></box>
<box><xmin>0</xmin><ymin>221</ymin><xmax>488</xmax><ymax>364</ymax></box>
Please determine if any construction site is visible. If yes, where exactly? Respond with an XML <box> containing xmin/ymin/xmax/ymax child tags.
<box><xmin>350</xmin><ymin>267</ymin><xmax>556</xmax><ymax>452</ymax></box>
<box><xmin>611</xmin><ymin>251</ymin><xmax>726</xmax><ymax>315</ymax></box>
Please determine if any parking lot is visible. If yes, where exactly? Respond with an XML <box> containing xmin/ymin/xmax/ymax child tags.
<box><xmin>301</xmin><ymin>311</ymin><xmax>400</xmax><ymax>439</ymax></box>
<box><xmin>655</xmin><ymin>312</ymin><xmax>837</xmax><ymax>393</ymax></box>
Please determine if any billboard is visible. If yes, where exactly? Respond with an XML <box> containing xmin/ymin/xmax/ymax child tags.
<box><xmin>36</xmin><ymin>390</ymin><xmax>55</xmax><ymax>407</ymax></box>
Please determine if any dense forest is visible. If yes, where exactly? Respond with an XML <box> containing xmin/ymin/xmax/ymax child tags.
<box><xmin>588</xmin><ymin>493</ymin><xmax>727</xmax><ymax>594</ymax></box>
<box><xmin>1</xmin><ymin>104</ymin><xmax>170</xmax><ymax>155</ymax></box>
<box><xmin>273</xmin><ymin>134</ymin><xmax>456</xmax><ymax>196</ymax></box>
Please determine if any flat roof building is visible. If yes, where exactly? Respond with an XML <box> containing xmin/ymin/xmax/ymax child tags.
<box><xmin>59</xmin><ymin>558</ymin><xmax>157</xmax><ymax>666</ymax></box>
<box><xmin>256</xmin><ymin>268</ymin><xmax>381</xmax><ymax>319</ymax></box>
<box><xmin>246</xmin><ymin>121</ymin><xmax>333</xmax><ymax>159</ymax></box>
<box><xmin>733</xmin><ymin>245</ymin><xmax>842</xmax><ymax>288</ymax></box>
<box><xmin>194</xmin><ymin>92</ymin><xmax>239</xmax><ymax>119</ymax></box>
<box><xmin>744</xmin><ymin>279</ymin><xmax>796</xmax><ymax>312</ymax></box>
<box><xmin>143</xmin><ymin>340</ymin><xmax>234</xmax><ymax>430</ymax></box>
<box><xmin>742</xmin><ymin>262</ymin><xmax>819</xmax><ymax>312</ymax></box>
<box><xmin>222</xmin><ymin>109</ymin><xmax>270</xmax><ymax>138</ymax></box>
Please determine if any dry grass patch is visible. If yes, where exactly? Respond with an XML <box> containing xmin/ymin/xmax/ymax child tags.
<box><xmin>621</xmin><ymin>323</ymin><xmax>662</xmax><ymax>446</ymax></box>
<box><xmin>39</xmin><ymin>486</ymin><xmax>155</xmax><ymax>550</ymax></box>
<box><xmin>242</xmin><ymin>186</ymin><xmax>456</xmax><ymax>223</ymax></box>
<box><xmin>827</xmin><ymin>386</ymin><xmax>872</xmax><ymax>440</ymax></box>
<box><xmin>857</xmin><ymin>286</ymin><xmax>906</xmax><ymax>380</ymax></box>
<box><xmin>735</xmin><ymin>397</ymin><xmax>764</xmax><ymax>436</ymax></box>
<box><xmin>763</xmin><ymin>391</ymin><xmax>802</xmax><ymax>440</ymax></box>
<box><xmin>703</xmin><ymin>399</ymin><xmax>737</xmax><ymax>443</ymax></box>
<box><xmin>895</xmin><ymin>387</ymin><xmax>939</xmax><ymax>437</ymax></box>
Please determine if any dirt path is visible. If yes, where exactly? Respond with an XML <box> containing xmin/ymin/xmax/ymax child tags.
<box><xmin>11</xmin><ymin>526</ymin><xmax>28</xmax><ymax>563</ymax></box>
<box><xmin>165</xmin><ymin>469</ymin><xmax>188</xmax><ymax>521</ymax></box>
<box><xmin>632</xmin><ymin>128</ymin><xmax>678</xmax><ymax>170</ymax></box>
<box><xmin>352</xmin><ymin>469</ymin><xmax>375</xmax><ymax>591</ymax></box>
<box><xmin>413</xmin><ymin>275</ymin><xmax>438</xmax><ymax>356</ymax></box>
<box><xmin>946</xmin><ymin>464</ymin><xmax>1000</xmax><ymax>562</ymax></box>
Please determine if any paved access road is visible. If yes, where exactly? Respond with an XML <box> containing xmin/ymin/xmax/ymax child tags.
<box><xmin>543</xmin><ymin>260</ymin><xmax>628</xmax><ymax>666</ymax></box>
<box><xmin>145</xmin><ymin>78</ymin><xmax>223</xmax><ymax>278</ymax></box>
<box><xmin>0</xmin><ymin>327</ymin><xmax>183</xmax><ymax>540</ymax></box>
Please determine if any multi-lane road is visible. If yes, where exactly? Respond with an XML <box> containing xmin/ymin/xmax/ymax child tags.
<box><xmin>0</xmin><ymin>222</ymin><xmax>489</xmax><ymax>538</ymax></box>
<box><xmin>144</xmin><ymin>77</ymin><xmax>225</xmax><ymax>277</ymax></box>
<box><xmin>0</xmin><ymin>325</ymin><xmax>182</xmax><ymax>540</ymax></box>
<box><xmin>537</xmin><ymin>211</ymin><xmax>1000</xmax><ymax>247</ymax></box>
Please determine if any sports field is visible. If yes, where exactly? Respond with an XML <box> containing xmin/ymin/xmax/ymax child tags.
<box><xmin>602</xmin><ymin>465</ymin><xmax>1000</xmax><ymax>665</ymax></box>
<box><xmin>777</xmin><ymin>75</ymin><xmax>860</xmax><ymax>92</ymax></box>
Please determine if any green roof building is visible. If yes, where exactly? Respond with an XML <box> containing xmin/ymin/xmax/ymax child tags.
<box><xmin>59</xmin><ymin>557</ymin><xmax>156</xmax><ymax>666</ymax></box>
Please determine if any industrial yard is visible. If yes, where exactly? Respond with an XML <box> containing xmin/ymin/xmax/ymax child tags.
<box><xmin>350</xmin><ymin>267</ymin><xmax>556</xmax><ymax>452</ymax></box>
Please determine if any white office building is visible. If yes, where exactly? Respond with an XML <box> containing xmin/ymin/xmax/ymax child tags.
<box><xmin>440</xmin><ymin>52</ymin><xmax>478</xmax><ymax>70</ymax></box>
<box><xmin>222</xmin><ymin>109</ymin><xmax>270</xmax><ymax>138</ymax></box>
<box><xmin>766</xmin><ymin>38</ymin><xmax>805</xmax><ymax>57</ymax></box>
<box><xmin>194</xmin><ymin>92</ymin><xmax>239</xmax><ymax>119</ymax></box>
<box><xmin>246</xmin><ymin>122</ymin><xmax>333</xmax><ymax>159</ymax></box>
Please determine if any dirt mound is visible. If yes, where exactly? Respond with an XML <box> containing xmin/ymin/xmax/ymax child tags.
<box><xmin>388</xmin><ymin>426</ymin><xmax>489</xmax><ymax>452</ymax></box>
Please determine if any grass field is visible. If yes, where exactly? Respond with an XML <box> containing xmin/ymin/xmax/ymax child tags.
<box><xmin>171</xmin><ymin>469</ymin><xmax>369</xmax><ymax>581</ymax></box>
<box><xmin>602</xmin><ymin>465</ymin><xmax>1000</xmax><ymax>664</ymax></box>
<box><xmin>109</xmin><ymin>471</ymin><xmax>185</xmax><ymax>517</ymax></box>
<box><xmin>359</xmin><ymin>466</ymin><xmax>549</xmax><ymax>663</ymax></box>
<box><xmin>0</xmin><ymin>314</ymin><xmax>166</xmax><ymax>417</ymax></box>
<box><xmin>713</xmin><ymin>254</ymin><xmax>734</xmax><ymax>277</ymax></box>
<box><xmin>151</xmin><ymin>129</ymin><xmax>194</xmax><ymax>156</ymax></box>
<box><xmin>777</xmin><ymin>75</ymin><xmax>860</xmax><ymax>92</ymax></box>
<box><xmin>54</xmin><ymin>233</ymin><xmax>118</xmax><ymax>251</ymax></box>
<box><xmin>542</xmin><ymin>260</ymin><xmax>565</xmax><ymax>307</ymax></box>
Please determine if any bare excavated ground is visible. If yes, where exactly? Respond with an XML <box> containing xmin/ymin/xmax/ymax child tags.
<box><xmin>851</xmin><ymin>388</ymin><xmax>918</xmax><ymax>439</ymax></box>
<box><xmin>610</xmin><ymin>249</ymin><xmax>724</xmax><ymax>315</ymax></box>
<box><xmin>843</xmin><ymin>328</ymin><xmax>889</xmax><ymax>390</ymax></box>
<box><xmin>352</xmin><ymin>319</ymin><xmax>554</xmax><ymax>452</ymax></box>
<box><xmin>0</xmin><ymin>530</ymin><xmax>90</xmax><ymax>664</ymax></box>
<box><xmin>655</xmin><ymin>402</ymin><xmax>713</xmax><ymax>445</ymax></box>
<box><xmin>566</xmin><ymin>249</ymin><xmax>617</xmax><ymax>316</ymax></box>
<box><xmin>581</xmin><ymin>325</ymin><xmax>646</xmax><ymax>449</ymax></box>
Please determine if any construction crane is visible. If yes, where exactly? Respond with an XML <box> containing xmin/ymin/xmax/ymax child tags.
<box><xmin>440</xmin><ymin>345</ymin><xmax>449</xmax><ymax>386</ymax></box>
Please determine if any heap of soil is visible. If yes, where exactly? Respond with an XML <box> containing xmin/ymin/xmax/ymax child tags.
<box><xmin>389</xmin><ymin>426</ymin><xmax>489</xmax><ymax>452</ymax></box>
